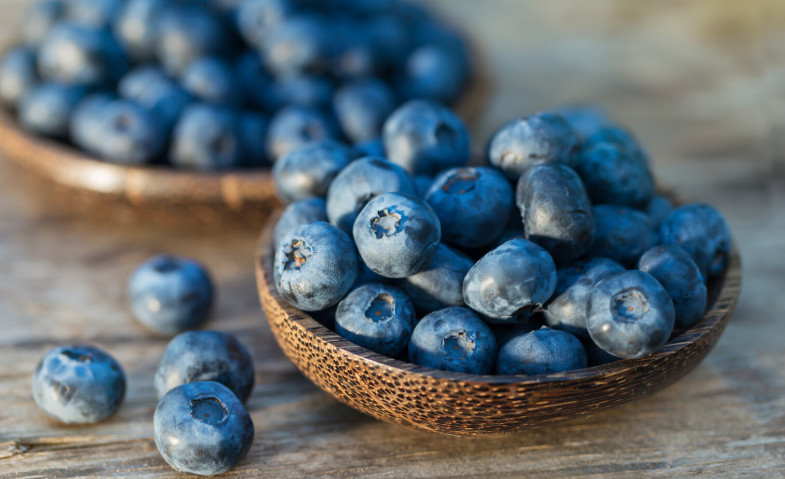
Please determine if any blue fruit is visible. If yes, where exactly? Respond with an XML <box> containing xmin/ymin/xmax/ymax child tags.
<box><xmin>155</xmin><ymin>331</ymin><xmax>255</xmax><ymax>402</ymax></box>
<box><xmin>585</xmin><ymin>125</ymin><xmax>650</xmax><ymax>166</ymax></box>
<box><xmin>272</xmin><ymin>140</ymin><xmax>353</xmax><ymax>204</ymax></box>
<box><xmin>239</xmin><ymin>111</ymin><xmax>270</xmax><ymax>167</ymax></box>
<box><xmin>271</xmin><ymin>75</ymin><xmax>335</xmax><ymax>109</ymax></box>
<box><xmin>274</xmin><ymin>197</ymin><xmax>328</xmax><ymax>247</ymax></box>
<box><xmin>274</xmin><ymin>221</ymin><xmax>358</xmax><ymax>311</ymax></box>
<box><xmin>32</xmin><ymin>345</ymin><xmax>125</xmax><ymax>424</ymax></box>
<box><xmin>487</xmin><ymin>112</ymin><xmax>580</xmax><ymax>179</ymax></box>
<box><xmin>353</xmin><ymin>192</ymin><xmax>441</xmax><ymax>278</ymax></box>
<box><xmin>331</xmin><ymin>21</ymin><xmax>383</xmax><ymax>80</ymax></box>
<box><xmin>182</xmin><ymin>57</ymin><xmax>244</xmax><ymax>108</ymax></box>
<box><xmin>93</xmin><ymin>98</ymin><xmax>167</xmax><ymax>165</ymax></box>
<box><xmin>70</xmin><ymin>92</ymin><xmax>115</xmax><ymax>155</ymax></box>
<box><xmin>543</xmin><ymin>257</ymin><xmax>625</xmax><ymax>338</ymax></box>
<box><xmin>113</xmin><ymin>0</ymin><xmax>166</xmax><ymax>62</ymax></box>
<box><xmin>236</xmin><ymin>52</ymin><xmax>277</xmax><ymax>111</ymax></box>
<box><xmin>154</xmin><ymin>4</ymin><xmax>232</xmax><ymax>77</ymax></box>
<box><xmin>646</xmin><ymin>194</ymin><xmax>674</xmax><ymax>232</ymax></box>
<box><xmin>383</xmin><ymin>99</ymin><xmax>470</xmax><ymax>176</ymax></box>
<box><xmin>118</xmin><ymin>66</ymin><xmax>193</xmax><ymax>134</ymax></box>
<box><xmin>516</xmin><ymin>163</ymin><xmax>595</xmax><ymax>264</ymax></box>
<box><xmin>335</xmin><ymin>283</ymin><xmax>416</xmax><ymax>356</ymax></box>
<box><xmin>552</xmin><ymin>104</ymin><xmax>610</xmax><ymax>142</ymax></box>
<box><xmin>235</xmin><ymin>0</ymin><xmax>297</xmax><ymax>48</ymax></box>
<box><xmin>660</xmin><ymin>203</ymin><xmax>732</xmax><ymax>278</ymax></box>
<box><xmin>19</xmin><ymin>83</ymin><xmax>86</xmax><ymax>139</ymax></box>
<box><xmin>489</xmin><ymin>317</ymin><xmax>543</xmax><ymax>349</ymax></box>
<box><xmin>583</xmin><ymin>338</ymin><xmax>621</xmax><ymax>366</ymax></box>
<box><xmin>408</xmin><ymin>307</ymin><xmax>497</xmax><ymax>374</ymax></box>
<box><xmin>38</xmin><ymin>23</ymin><xmax>128</xmax><ymax>88</ymax></box>
<box><xmin>589</xmin><ymin>205</ymin><xmax>655</xmax><ymax>267</ymax></box>
<box><xmin>397</xmin><ymin>243</ymin><xmax>474</xmax><ymax>312</ymax></box>
<box><xmin>334</xmin><ymin>78</ymin><xmax>396</xmax><ymax>143</ymax></box>
<box><xmin>399</xmin><ymin>43</ymin><xmax>469</xmax><ymax>106</ymax></box>
<box><xmin>265</xmin><ymin>105</ymin><xmax>340</xmax><ymax>161</ymax></box>
<box><xmin>154</xmin><ymin>382</ymin><xmax>254</xmax><ymax>476</ymax></box>
<box><xmin>0</xmin><ymin>47</ymin><xmax>39</xmax><ymax>109</ymax></box>
<box><xmin>412</xmin><ymin>175</ymin><xmax>434</xmax><ymax>199</ymax></box>
<box><xmin>463</xmin><ymin>239</ymin><xmax>557</xmax><ymax>323</ymax></box>
<box><xmin>425</xmin><ymin>166</ymin><xmax>514</xmax><ymax>248</ymax></box>
<box><xmin>262</xmin><ymin>15</ymin><xmax>332</xmax><ymax>77</ymax></box>
<box><xmin>575</xmin><ymin>141</ymin><xmax>654</xmax><ymax>208</ymax></box>
<box><xmin>19</xmin><ymin>0</ymin><xmax>66</xmax><ymax>47</ymax></box>
<box><xmin>496</xmin><ymin>328</ymin><xmax>587</xmax><ymax>375</ymax></box>
<box><xmin>638</xmin><ymin>245</ymin><xmax>708</xmax><ymax>329</ymax></box>
<box><xmin>352</xmin><ymin>138</ymin><xmax>386</xmax><ymax>159</ymax></box>
<box><xmin>67</xmin><ymin>0</ymin><xmax>123</xmax><ymax>28</ymax></box>
<box><xmin>171</xmin><ymin>104</ymin><xmax>242</xmax><ymax>170</ymax></box>
<box><xmin>586</xmin><ymin>270</ymin><xmax>675</xmax><ymax>359</ymax></box>
<box><xmin>128</xmin><ymin>254</ymin><xmax>214</xmax><ymax>336</ymax></box>
<box><xmin>326</xmin><ymin>156</ymin><xmax>416</xmax><ymax>233</ymax></box>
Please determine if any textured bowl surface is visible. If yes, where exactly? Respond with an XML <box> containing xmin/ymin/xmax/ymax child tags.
<box><xmin>255</xmin><ymin>209</ymin><xmax>742</xmax><ymax>437</ymax></box>
<box><xmin>0</xmin><ymin>44</ymin><xmax>489</xmax><ymax>229</ymax></box>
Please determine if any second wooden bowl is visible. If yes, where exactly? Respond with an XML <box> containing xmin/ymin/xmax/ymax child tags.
<box><xmin>255</xmin><ymin>213</ymin><xmax>742</xmax><ymax>437</ymax></box>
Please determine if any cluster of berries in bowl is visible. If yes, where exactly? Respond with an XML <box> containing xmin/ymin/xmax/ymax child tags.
<box><xmin>271</xmin><ymin>99</ymin><xmax>733</xmax><ymax>376</ymax></box>
<box><xmin>0</xmin><ymin>0</ymin><xmax>472</xmax><ymax>170</ymax></box>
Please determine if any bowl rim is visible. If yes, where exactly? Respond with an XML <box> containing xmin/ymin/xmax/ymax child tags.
<box><xmin>256</xmin><ymin>210</ymin><xmax>743</xmax><ymax>386</ymax></box>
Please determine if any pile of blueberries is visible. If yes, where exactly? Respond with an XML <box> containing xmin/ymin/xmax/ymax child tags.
<box><xmin>32</xmin><ymin>256</ymin><xmax>256</xmax><ymax>475</ymax></box>
<box><xmin>273</xmin><ymin>99</ymin><xmax>733</xmax><ymax>376</ymax></box>
<box><xmin>0</xmin><ymin>0</ymin><xmax>470</xmax><ymax>170</ymax></box>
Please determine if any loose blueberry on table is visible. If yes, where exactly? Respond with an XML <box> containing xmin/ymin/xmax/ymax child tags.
<box><xmin>269</xmin><ymin>101</ymin><xmax>735</xmax><ymax>376</ymax></box>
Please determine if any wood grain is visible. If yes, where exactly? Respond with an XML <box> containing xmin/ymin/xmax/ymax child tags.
<box><xmin>1</xmin><ymin>0</ymin><xmax>784</xmax><ymax>477</ymax></box>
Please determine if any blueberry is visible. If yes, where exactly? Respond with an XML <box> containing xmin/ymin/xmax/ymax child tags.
<box><xmin>574</xmin><ymin>141</ymin><xmax>654</xmax><ymax>208</ymax></box>
<box><xmin>331</xmin><ymin>22</ymin><xmax>384</xmax><ymax>80</ymax></box>
<box><xmin>487</xmin><ymin>112</ymin><xmax>580</xmax><ymax>179</ymax></box>
<box><xmin>326</xmin><ymin>156</ymin><xmax>416</xmax><ymax>233</ymax></box>
<box><xmin>589</xmin><ymin>205</ymin><xmax>655</xmax><ymax>268</ymax></box>
<box><xmin>399</xmin><ymin>43</ymin><xmax>469</xmax><ymax>106</ymax></box>
<box><xmin>128</xmin><ymin>255</ymin><xmax>214</xmax><ymax>336</ymax></box>
<box><xmin>38</xmin><ymin>23</ymin><xmax>128</xmax><ymax>88</ymax></box>
<box><xmin>660</xmin><ymin>203</ymin><xmax>732</xmax><ymax>278</ymax></box>
<box><xmin>154</xmin><ymin>382</ymin><xmax>254</xmax><ymax>476</ymax></box>
<box><xmin>18</xmin><ymin>83</ymin><xmax>86</xmax><ymax>139</ymax></box>
<box><xmin>408</xmin><ymin>307</ymin><xmax>497</xmax><ymax>374</ymax></box>
<box><xmin>366</xmin><ymin>13</ymin><xmax>411</xmax><ymax>68</ymax></box>
<box><xmin>274</xmin><ymin>221</ymin><xmax>359</xmax><ymax>311</ymax></box>
<box><xmin>274</xmin><ymin>197</ymin><xmax>328</xmax><ymax>247</ymax></box>
<box><xmin>463</xmin><ymin>239</ymin><xmax>557</xmax><ymax>323</ymax></box>
<box><xmin>496</xmin><ymin>328</ymin><xmax>587</xmax><ymax>375</ymax></box>
<box><xmin>353</xmin><ymin>192</ymin><xmax>441</xmax><ymax>278</ymax></box>
<box><xmin>262</xmin><ymin>15</ymin><xmax>332</xmax><ymax>77</ymax></box>
<box><xmin>266</xmin><ymin>105</ymin><xmax>340</xmax><ymax>161</ymax></box>
<box><xmin>397</xmin><ymin>243</ymin><xmax>474</xmax><ymax>312</ymax></box>
<box><xmin>67</xmin><ymin>0</ymin><xmax>123</xmax><ymax>28</ymax></box>
<box><xmin>585</xmin><ymin>125</ymin><xmax>650</xmax><ymax>166</ymax></box>
<box><xmin>334</xmin><ymin>78</ymin><xmax>396</xmax><ymax>143</ymax></box>
<box><xmin>583</xmin><ymin>338</ymin><xmax>621</xmax><ymax>366</ymax></box>
<box><xmin>70</xmin><ymin>92</ymin><xmax>115</xmax><ymax>155</ymax></box>
<box><xmin>182</xmin><ymin>57</ymin><xmax>244</xmax><ymax>108</ymax></box>
<box><xmin>113</xmin><ymin>0</ymin><xmax>166</xmax><ymax>62</ymax></box>
<box><xmin>235</xmin><ymin>0</ymin><xmax>297</xmax><ymax>48</ymax></box>
<box><xmin>171</xmin><ymin>104</ymin><xmax>243</xmax><ymax>170</ymax></box>
<box><xmin>32</xmin><ymin>345</ymin><xmax>125</xmax><ymax>424</ymax></box>
<box><xmin>0</xmin><ymin>47</ymin><xmax>39</xmax><ymax>110</ymax></box>
<box><xmin>383</xmin><ymin>99</ymin><xmax>470</xmax><ymax>176</ymax></box>
<box><xmin>271</xmin><ymin>75</ymin><xmax>335</xmax><ymax>109</ymax></box>
<box><xmin>425</xmin><ymin>166</ymin><xmax>514</xmax><ymax>248</ymax></box>
<box><xmin>155</xmin><ymin>331</ymin><xmax>255</xmax><ymax>402</ymax></box>
<box><xmin>352</xmin><ymin>258</ymin><xmax>389</xmax><ymax>289</ymax></box>
<box><xmin>587</xmin><ymin>270</ymin><xmax>675</xmax><ymax>359</ymax></box>
<box><xmin>19</xmin><ymin>0</ymin><xmax>66</xmax><ymax>47</ymax></box>
<box><xmin>236</xmin><ymin>52</ymin><xmax>277</xmax><ymax>110</ymax></box>
<box><xmin>118</xmin><ymin>66</ymin><xmax>193</xmax><ymax>133</ymax></box>
<box><xmin>154</xmin><ymin>4</ymin><xmax>232</xmax><ymax>77</ymax></box>
<box><xmin>239</xmin><ymin>111</ymin><xmax>270</xmax><ymax>167</ymax></box>
<box><xmin>489</xmin><ymin>315</ymin><xmax>543</xmax><ymax>348</ymax></box>
<box><xmin>646</xmin><ymin>194</ymin><xmax>674</xmax><ymax>232</ymax></box>
<box><xmin>552</xmin><ymin>104</ymin><xmax>610</xmax><ymax>142</ymax></box>
<box><xmin>335</xmin><ymin>283</ymin><xmax>416</xmax><ymax>356</ymax></box>
<box><xmin>516</xmin><ymin>163</ymin><xmax>595</xmax><ymax>263</ymax></box>
<box><xmin>543</xmin><ymin>257</ymin><xmax>625</xmax><ymax>338</ymax></box>
<box><xmin>272</xmin><ymin>140</ymin><xmax>353</xmax><ymax>204</ymax></box>
<box><xmin>93</xmin><ymin>98</ymin><xmax>167</xmax><ymax>165</ymax></box>
<box><xmin>412</xmin><ymin>175</ymin><xmax>434</xmax><ymax>199</ymax></box>
<box><xmin>638</xmin><ymin>245</ymin><xmax>707</xmax><ymax>329</ymax></box>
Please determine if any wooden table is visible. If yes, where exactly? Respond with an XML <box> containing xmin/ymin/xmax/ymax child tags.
<box><xmin>2</xmin><ymin>1</ymin><xmax>784</xmax><ymax>477</ymax></box>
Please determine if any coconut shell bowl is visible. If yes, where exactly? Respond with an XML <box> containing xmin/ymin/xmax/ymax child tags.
<box><xmin>255</xmin><ymin>208</ymin><xmax>742</xmax><ymax>437</ymax></box>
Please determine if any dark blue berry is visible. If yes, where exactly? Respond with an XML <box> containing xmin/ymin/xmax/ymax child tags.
<box><xmin>272</xmin><ymin>140</ymin><xmax>352</xmax><ymax>203</ymax></box>
<box><xmin>19</xmin><ymin>0</ymin><xmax>66</xmax><ymax>47</ymax></box>
<box><xmin>182</xmin><ymin>57</ymin><xmax>244</xmax><ymax>108</ymax></box>
<box><xmin>236</xmin><ymin>51</ymin><xmax>277</xmax><ymax>110</ymax></box>
<box><xmin>67</xmin><ymin>0</ymin><xmax>123</xmax><ymax>28</ymax></box>
<box><xmin>496</xmin><ymin>328</ymin><xmax>587</xmax><ymax>375</ymax></box>
<box><xmin>171</xmin><ymin>104</ymin><xmax>243</xmax><ymax>170</ymax></box>
<box><xmin>118</xmin><ymin>66</ymin><xmax>193</xmax><ymax>134</ymax></box>
<box><xmin>128</xmin><ymin>254</ymin><xmax>214</xmax><ymax>337</ymax></box>
<box><xmin>271</xmin><ymin>75</ymin><xmax>335</xmax><ymax>110</ymax></box>
<box><xmin>552</xmin><ymin>104</ymin><xmax>610</xmax><ymax>142</ymax></box>
<box><xmin>262</xmin><ymin>15</ymin><xmax>332</xmax><ymax>77</ymax></box>
<box><xmin>93</xmin><ymin>98</ymin><xmax>167</xmax><ymax>165</ymax></box>
<box><xmin>19</xmin><ymin>83</ymin><xmax>86</xmax><ymax>139</ymax></box>
<box><xmin>235</xmin><ymin>0</ymin><xmax>297</xmax><ymax>49</ymax></box>
<box><xmin>32</xmin><ymin>345</ymin><xmax>125</xmax><ymax>424</ymax></box>
<box><xmin>585</xmin><ymin>125</ymin><xmax>650</xmax><ymax>166</ymax></box>
<box><xmin>397</xmin><ymin>243</ymin><xmax>473</xmax><ymax>312</ymax></box>
<box><xmin>0</xmin><ymin>47</ymin><xmax>39</xmax><ymax>109</ymax></box>
<box><xmin>660</xmin><ymin>203</ymin><xmax>732</xmax><ymax>278</ymax></box>
<box><xmin>646</xmin><ymin>194</ymin><xmax>674</xmax><ymax>232</ymax></box>
<box><xmin>266</xmin><ymin>105</ymin><xmax>340</xmax><ymax>161</ymax></box>
<box><xmin>589</xmin><ymin>204</ymin><xmax>655</xmax><ymax>268</ymax></box>
<box><xmin>70</xmin><ymin>92</ymin><xmax>115</xmax><ymax>155</ymax></box>
<box><xmin>113</xmin><ymin>0</ymin><xmax>166</xmax><ymax>62</ymax></box>
<box><xmin>238</xmin><ymin>111</ymin><xmax>270</xmax><ymax>167</ymax></box>
<box><xmin>334</xmin><ymin>78</ymin><xmax>396</xmax><ymax>143</ymax></box>
<box><xmin>274</xmin><ymin>197</ymin><xmax>328</xmax><ymax>247</ymax></box>
<box><xmin>575</xmin><ymin>141</ymin><xmax>654</xmax><ymax>208</ymax></box>
<box><xmin>399</xmin><ymin>43</ymin><xmax>469</xmax><ymax>106</ymax></box>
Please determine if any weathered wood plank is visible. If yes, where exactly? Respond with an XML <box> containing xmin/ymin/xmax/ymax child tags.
<box><xmin>1</xmin><ymin>0</ymin><xmax>784</xmax><ymax>477</ymax></box>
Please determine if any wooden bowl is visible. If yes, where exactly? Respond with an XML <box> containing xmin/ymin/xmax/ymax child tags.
<box><xmin>255</xmin><ymin>211</ymin><xmax>742</xmax><ymax>437</ymax></box>
<box><xmin>0</xmin><ymin>45</ymin><xmax>490</xmax><ymax>229</ymax></box>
